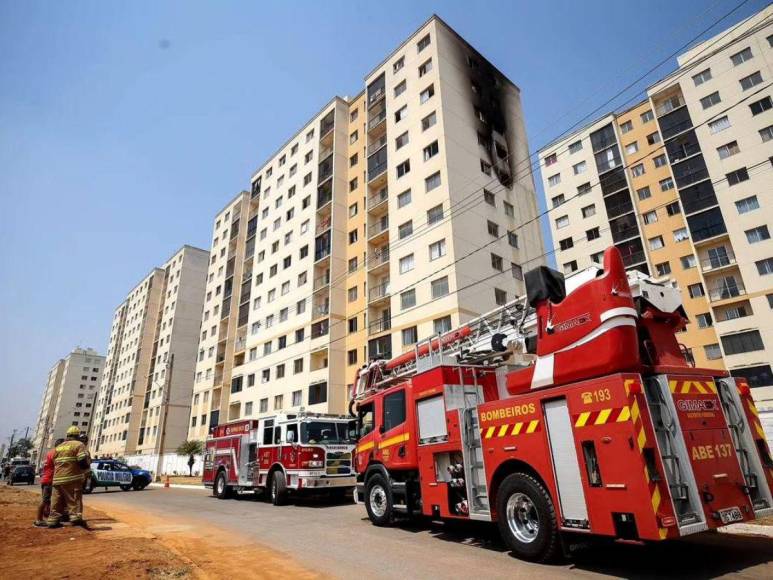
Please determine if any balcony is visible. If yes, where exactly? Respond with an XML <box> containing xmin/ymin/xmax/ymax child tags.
<box><xmin>316</xmin><ymin>216</ymin><xmax>332</xmax><ymax>235</ymax></box>
<box><xmin>368</xmin><ymin>245</ymin><xmax>390</xmax><ymax>271</ymax></box>
<box><xmin>369</xmin><ymin>316</ymin><xmax>392</xmax><ymax>336</ymax></box>
<box><xmin>313</xmin><ymin>302</ymin><xmax>330</xmax><ymax>318</ymax></box>
<box><xmin>319</xmin><ymin>111</ymin><xmax>335</xmax><ymax>140</ymax></box>
<box><xmin>311</xmin><ymin>319</ymin><xmax>329</xmax><ymax>339</ymax></box>
<box><xmin>234</xmin><ymin>337</ymin><xmax>247</xmax><ymax>353</ymax></box>
<box><xmin>621</xmin><ymin>250</ymin><xmax>647</xmax><ymax>268</ymax></box>
<box><xmin>368</xmin><ymin>217</ymin><xmax>389</xmax><ymax>242</ymax></box>
<box><xmin>367</xmin><ymin>109</ymin><xmax>387</xmax><ymax>135</ymax></box>
<box><xmin>313</xmin><ymin>272</ymin><xmax>330</xmax><ymax>292</ymax></box>
<box><xmin>709</xmin><ymin>282</ymin><xmax>746</xmax><ymax>303</ymax></box>
<box><xmin>367</xmin><ymin>187</ymin><xmax>388</xmax><ymax>213</ymax></box>
<box><xmin>368</xmin><ymin>281</ymin><xmax>390</xmax><ymax>303</ymax></box>
<box><xmin>367</xmin><ymin>85</ymin><xmax>385</xmax><ymax>109</ymax></box>
<box><xmin>368</xmin><ymin>134</ymin><xmax>387</xmax><ymax>156</ymax></box>
<box><xmin>315</xmin><ymin>246</ymin><xmax>331</xmax><ymax>262</ymax></box>
<box><xmin>701</xmin><ymin>251</ymin><xmax>737</xmax><ymax>273</ymax></box>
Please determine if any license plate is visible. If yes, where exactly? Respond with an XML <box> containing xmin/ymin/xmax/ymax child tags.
<box><xmin>719</xmin><ymin>507</ymin><xmax>743</xmax><ymax>524</ymax></box>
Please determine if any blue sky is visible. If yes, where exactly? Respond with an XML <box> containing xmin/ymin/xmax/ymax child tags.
<box><xmin>0</xmin><ymin>0</ymin><xmax>766</xmax><ymax>444</ymax></box>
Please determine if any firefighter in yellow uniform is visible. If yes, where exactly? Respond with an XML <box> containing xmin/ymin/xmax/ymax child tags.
<box><xmin>47</xmin><ymin>426</ymin><xmax>90</xmax><ymax>527</ymax></box>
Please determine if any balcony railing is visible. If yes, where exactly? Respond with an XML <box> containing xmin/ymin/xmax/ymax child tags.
<box><xmin>701</xmin><ymin>252</ymin><xmax>736</xmax><ymax>272</ymax></box>
<box><xmin>320</xmin><ymin>119</ymin><xmax>334</xmax><ymax>138</ymax></box>
<box><xmin>368</xmin><ymin>135</ymin><xmax>387</xmax><ymax>155</ymax></box>
<box><xmin>367</xmin><ymin>187</ymin><xmax>388</xmax><ymax>210</ymax></box>
<box><xmin>709</xmin><ymin>282</ymin><xmax>746</xmax><ymax>303</ymax></box>
<box><xmin>368</xmin><ymin>281</ymin><xmax>390</xmax><ymax>302</ymax></box>
<box><xmin>369</xmin><ymin>317</ymin><xmax>392</xmax><ymax>335</ymax></box>
<box><xmin>316</xmin><ymin>217</ymin><xmax>332</xmax><ymax>235</ymax></box>
<box><xmin>368</xmin><ymin>246</ymin><xmax>390</xmax><ymax>269</ymax></box>
<box><xmin>315</xmin><ymin>247</ymin><xmax>331</xmax><ymax>261</ymax></box>
<box><xmin>313</xmin><ymin>274</ymin><xmax>330</xmax><ymax>291</ymax></box>
<box><xmin>369</xmin><ymin>218</ymin><xmax>389</xmax><ymax>239</ymax></box>
<box><xmin>234</xmin><ymin>337</ymin><xmax>246</xmax><ymax>352</ymax></box>
<box><xmin>621</xmin><ymin>250</ymin><xmax>647</xmax><ymax>268</ymax></box>
<box><xmin>368</xmin><ymin>86</ymin><xmax>385</xmax><ymax>107</ymax></box>
<box><xmin>368</xmin><ymin>109</ymin><xmax>387</xmax><ymax>131</ymax></box>
<box><xmin>313</xmin><ymin>303</ymin><xmax>330</xmax><ymax>317</ymax></box>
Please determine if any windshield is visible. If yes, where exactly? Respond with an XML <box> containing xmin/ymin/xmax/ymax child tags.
<box><xmin>300</xmin><ymin>421</ymin><xmax>355</xmax><ymax>444</ymax></box>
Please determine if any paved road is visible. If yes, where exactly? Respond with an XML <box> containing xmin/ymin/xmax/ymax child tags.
<box><xmin>87</xmin><ymin>487</ymin><xmax>772</xmax><ymax>579</ymax></box>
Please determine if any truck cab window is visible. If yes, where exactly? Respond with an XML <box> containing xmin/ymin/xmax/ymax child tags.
<box><xmin>286</xmin><ymin>423</ymin><xmax>298</xmax><ymax>443</ymax></box>
<box><xmin>359</xmin><ymin>402</ymin><xmax>375</xmax><ymax>436</ymax></box>
<box><xmin>262</xmin><ymin>419</ymin><xmax>274</xmax><ymax>445</ymax></box>
<box><xmin>274</xmin><ymin>426</ymin><xmax>282</xmax><ymax>444</ymax></box>
<box><xmin>383</xmin><ymin>389</ymin><xmax>406</xmax><ymax>432</ymax></box>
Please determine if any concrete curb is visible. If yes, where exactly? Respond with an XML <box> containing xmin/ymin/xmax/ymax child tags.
<box><xmin>147</xmin><ymin>483</ymin><xmax>207</xmax><ymax>490</ymax></box>
<box><xmin>719</xmin><ymin>523</ymin><xmax>773</xmax><ymax>538</ymax></box>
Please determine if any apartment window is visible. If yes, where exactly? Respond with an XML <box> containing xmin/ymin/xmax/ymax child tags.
<box><xmin>393</xmin><ymin>56</ymin><xmax>404</xmax><ymax>73</ymax></box>
<box><xmin>300</xmin><ymin>245</ymin><xmax>309</xmax><ymax>259</ymax></box>
<box><xmin>625</xmin><ymin>142</ymin><xmax>639</xmax><ymax>155</ymax></box>
<box><xmin>724</xmin><ymin>305</ymin><xmax>749</xmax><ymax>321</ymax></box>
<box><xmin>631</xmin><ymin>163</ymin><xmax>645</xmax><ymax>177</ymax></box>
<box><xmin>348</xmin><ymin>286</ymin><xmax>358</xmax><ymax>302</ymax></box>
<box><xmin>769</xmin><ymin>34</ymin><xmax>773</xmax><ymax>47</ymax></box>
<box><xmin>508</xmin><ymin>232</ymin><xmax>518</xmax><ymax>248</ymax></box>
<box><xmin>722</xmin><ymin>330</ymin><xmax>764</xmax><ymax>355</ymax></box>
<box><xmin>581</xmin><ymin>205</ymin><xmax>596</xmax><ymax>218</ymax></box>
<box><xmin>350</xmin><ymin>130</ymin><xmax>359</xmax><ymax>144</ymax></box>
<box><xmin>419</xmin><ymin>84</ymin><xmax>435</xmax><ymax>104</ymax></box>
<box><xmin>429</xmin><ymin>239</ymin><xmax>446</xmax><ymax>260</ymax></box>
<box><xmin>491</xmin><ymin>253</ymin><xmax>503</xmax><ymax>271</ymax></box>
<box><xmin>423</xmin><ymin>140</ymin><xmax>439</xmax><ymax>161</ymax></box>
<box><xmin>730</xmin><ymin>47</ymin><xmax>753</xmax><ymax>66</ymax></box>
<box><xmin>757</xmin><ymin>258</ymin><xmax>773</xmax><ymax>276</ymax></box>
<box><xmin>487</xmin><ymin>220</ymin><xmax>499</xmax><ymax>237</ymax></box>
<box><xmin>637</xmin><ymin>186</ymin><xmax>651</xmax><ymax>200</ymax></box>
<box><xmin>399</xmin><ymin>254</ymin><xmax>415</xmax><ymax>274</ymax></box>
<box><xmin>401</xmin><ymin>289</ymin><xmax>416</xmax><ymax>310</ymax></box>
<box><xmin>348</xmin><ymin>317</ymin><xmax>358</xmax><ymax>333</ymax></box>
<box><xmin>692</xmin><ymin>68</ymin><xmax>712</xmax><ymax>86</ymax></box>
<box><xmin>704</xmin><ymin>344</ymin><xmax>722</xmax><ymax>360</ymax></box>
<box><xmin>750</xmin><ymin>96</ymin><xmax>772</xmax><ymax>115</ymax></box>
<box><xmin>727</xmin><ymin>167</ymin><xmax>749</xmax><ymax>186</ymax></box>
<box><xmin>688</xmin><ymin>283</ymin><xmax>705</xmax><ymax>298</ymax></box>
<box><xmin>511</xmin><ymin>263</ymin><xmax>523</xmax><ymax>280</ymax></box>
<box><xmin>504</xmin><ymin>201</ymin><xmax>514</xmax><ymax>217</ymax></box>
<box><xmin>559</xmin><ymin>237</ymin><xmax>574</xmax><ymax>251</ymax></box>
<box><xmin>666</xmin><ymin>201</ymin><xmax>681</xmax><ymax>216</ymax></box>
<box><xmin>649</xmin><ymin>235</ymin><xmax>664</xmax><ymax>250</ymax></box>
<box><xmin>427</xmin><ymin>204</ymin><xmax>443</xmax><ymax>224</ymax></box>
<box><xmin>746</xmin><ymin>225</ymin><xmax>770</xmax><ymax>243</ymax></box>
<box><xmin>740</xmin><ymin>71</ymin><xmax>763</xmax><ymax>91</ymax></box>
<box><xmin>568</xmin><ymin>140</ymin><xmax>583</xmax><ymax>154</ymax></box>
<box><xmin>660</xmin><ymin>177</ymin><xmax>674</xmax><ymax>191</ymax></box>
<box><xmin>431</xmin><ymin>276</ymin><xmax>449</xmax><ymax>298</ymax></box>
<box><xmin>422</xmin><ymin>111</ymin><xmax>437</xmax><ymax>131</ymax></box>
<box><xmin>653</xmin><ymin>154</ymin><xmax>667</xmax><ymax>168</ymax></box>
<box><xmin>556</xmin><ymin>215</ymin><xmax>570</xmax><ymax>229</ymax></box>
<box><xmin>735</xmin><ymin>195</ymin><xmax>759</xmax><ymax>214</ymax></box>
<box><xmin>655</xmin><ymin>262</ymin><xmax>671</xmax><ymax>277</ymax></box>
<box><xmin>434</xmin><ymin>316</ymin><xmax>452</xmax><ymax>335</ymax></box>
<box><xmin>395</xmin><ymin>105</ymin><xmax>407</xmax><ymax>123</ymax></box>
<box><xmin>586</xmin><ymin>227</ymin><xmax>600</xmax><ymax>241</ymax></box>
<box><xmin>398</xmin><ymin>220</ymin><xmax>413</xmax><ymax>240</ymax></box>
<box><xmin>643</xmin><ymin>210</ymin><xmax>657</xmax><ymax>224</ymax></box>
<box><xmin>425</xmin><ymin>171</ymin><xmax>441</xmax><ymax>192</ymax></box>
<box><xmin>700</xmin><ymin>91</ymin><xmax>721</xmax><ymax>109</ymax></box>
<box><xmin>418</xmin><ymin>59</ymin><xmax>432</xmax><ymax>77</ymax></box>
<box><xmin>640</xmin><ymin>110</ymin><xmax>654</xmax><ymax>123</ymax></box>
<box><xmin>494</xmin><ymin>288</ymin><xmax>507</xmax><ymax>306</ymax></box>
<box><xmin>673</xmin><ymin>228</ymin><xmax>689</xmax><ymax>242</ymax></box>
<box><xmin>547</xmin><ymin>173</ymin><xmax>561</xmax><ymax>187</ymax></box>
<box><xmin>394</xmin><ymin>80</ymin><xmax>406</xmax><ymax>97</ymax></box>
<box><xmin>646</xmin><ymin>132</ymin><xmax>661</xmax><ymax>145</ymax></box>
<box><xmin>564</xmin><ymin>261</ymin><xmax>578</xmax><ymax>274</ymax></box>
<box><xmin>760</xmin><ymin>126</ymin><xmax>773</xmax><ymax>142</ymax></box>
<box><xmin>395</xmin><ymin>131</ymin><xmax>409</xmax><ymax>149</ymax></box>
<box><xmin>397</xmin><ymin>189</ymin><xmax>411</xmax><ymax>208</ymax></box>
<box><xmin>573</xmin><ymin>161</ymin><xmax>587</xmax><ymax>175</ymax></box>
<box><xmin>695</xmin><ymin>313</ymin><xmax>712</xmax><ymax>329</ymax></box>
<box><xmin>305</xmin><ymin>151</ymin><xmax>313</xmax><ymax>164</ymax></box>
<box><xmin>349</xmin><ymin>177</ymin><xmax>358</xmax><ymax>192</ymax></box>
<box><xmin>402</xmin><ymin>326</ymin><xmax>418</xmax><ymax>346</ymax></box>
<box><xmin>417</xmin><ymin>34</ymin><xmax>430</xmax><ymax>52</ymax></box>
<box><xmin>544</xmin><ymin>153</ymin><xmax>557</xmax><ymax>166</ymax></box>
<box><xmin>620</xmin><ymin>120</ymin><xmax>633</xmax><ymax>133</ymax></box>
<box><xmin>349</xmin><ymin>153</ymin><xmax>358</xmax><ymax>167</ymax></box>
<box><xmin>396</xmin><ymin>159</ymin><xmax>411</xmax><ymax>178</ymax></box>
<box><xmin>348</xmin><ymin>257</ymin><xmax>358</xmax><ymax>272</ymax></box>
<box><xmin>484</xmin><ymin>189</ymin><xmax>497</xmax><ymax>206</ymax></box>
<box><xmin>294</xmin><ymin>358</ymin><xmax>304</xmax><ymax>374</ymax></box>
<box><xmin>347</xmin><ymin>349</ymin><xmax>358</xmax><ymax>366</ymax></box>
<box><xmin>717</xmin><ymin>141</ymin><xmax>740</xmax><ymax>160</ymax></box>
<box><xmin>480</xmin><ymin>159</ymin><xmax>492</xmax><ymax>175</ymax></box>
<box><xmin>680</xmin><ymin>254</ymin><xmax>697</xmax><ymax>269</ymax></box>
<box><xmin>349</xmin><ymin>203</ymin><xmax>358</xmax><ymax>218</ymax></box>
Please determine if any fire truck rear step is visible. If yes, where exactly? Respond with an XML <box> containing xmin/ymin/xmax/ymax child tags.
<box><xmin>644</xmin><ymin>377</ymin><xmax>706</xmax><ymax>530</ymax></box>
<box><xmin>717</xmin><ymin>378</ymin><xmax>773</xmax><ymax>516</ymax></box>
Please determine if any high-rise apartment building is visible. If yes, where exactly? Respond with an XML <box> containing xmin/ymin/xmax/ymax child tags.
<box><xmin>32</xmin><ymin>347</ymin><xmax>104</xmax><ymax>465</ymax></box>
<box><xmin>91</xmin><ymin>245</ymin><xmax>209</xmax><ymax>459</ymax></box>
<box><xmin>540</xmin><ymin>7</ymin><xmax>773</xmax><ymax>413</ymax></box>
<box><xmin>188</xmin><ymin>15</ymin><xmax>544</xmax><ymax>438</ymax></box>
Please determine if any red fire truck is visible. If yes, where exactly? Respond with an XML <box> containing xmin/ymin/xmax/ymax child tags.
<box><xmin>351</xmin><ymin>247</ymin><xmax>773</xmax><ymax>561</ymax></box>
<box><xmin>203</xmin><ymin>412</ymin><xmax>357</xmax><ymax>504</ymax></box>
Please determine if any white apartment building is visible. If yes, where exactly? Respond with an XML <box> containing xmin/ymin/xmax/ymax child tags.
<box><xmin>32</xmin><ymin>347</ymin><xmax>104</xmax><ymax>465</ymax></box>
<box><xmin>91</xmin><ymin>245</ymin><xmax>209</xmax><ymax>459</ymax></box>
<box><xmin>188</xmin><ymin>15</ymin><xmax>544</xmax><ymax>438</ymax></box>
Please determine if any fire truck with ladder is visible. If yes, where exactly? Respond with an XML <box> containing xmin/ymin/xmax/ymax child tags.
<box><xmin>350</xmin><ymin>246</ymin><xmax>773</xmax><ymax>562</ymax></box>
<box><xmin>203</xmin><ymin>412</ymin><xmax>356</xmax><ymax>504</ymax></box>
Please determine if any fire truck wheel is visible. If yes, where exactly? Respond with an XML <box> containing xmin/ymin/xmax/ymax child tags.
<box><xmin>214</xmin><ymin>471</ymin><xmax>232</xmax><ymax>499</ymax></box>
<box><xmin>270</xmin><ymin>471</ymin><xmax>288</xmax><ymax>506</ymax></box>
<box><xmin>365</xmin><ymin>474</ymin><xmax>393</xmax><ymax>526</ymax></box>
<box><xmin>496</xmin><ymin>473</ymin><xmax>558</xmax><ymax>563</ymax></box>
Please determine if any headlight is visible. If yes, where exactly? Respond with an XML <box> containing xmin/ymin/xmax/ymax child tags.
<box><xmin>303</xmin><ymin>460</ymin><xmax>323</xmax><ymax>468</ymax></box>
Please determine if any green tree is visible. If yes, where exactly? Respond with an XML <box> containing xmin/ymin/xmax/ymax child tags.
<box><xmin>176</xmin><ymin>440</ymin><xmax>203</xmax><ymax>476</ymax></box>
<box><xmin>8</xmin><ymin>438</ymin><xmax>33</xmax><ymax>458</ymax></box>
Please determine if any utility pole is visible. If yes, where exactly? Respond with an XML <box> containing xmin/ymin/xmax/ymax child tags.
<box><xmin>154</xmin><ymin>354</ymin><xmax>174</xmax><ymax>481</ymax></box>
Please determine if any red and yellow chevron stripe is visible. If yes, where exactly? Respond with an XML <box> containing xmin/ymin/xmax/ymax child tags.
<box><xmin>482</xmin><ymin>419</ymin><xmax>540</xmax><ymax>439</ymax></box>
<box><xmin>668</xmin><ymin>379</ymin><xmax>717</xmax><ymax>395</ymax></box>
<box><xmin>573</xmin><ymin>406</ymin><xmax>631</xmax><ymax>428</ymax></box>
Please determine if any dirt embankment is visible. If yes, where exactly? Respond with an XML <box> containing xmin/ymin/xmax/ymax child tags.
<box><xmin>0</xmin><ymin>485</ymin><xmax>323</xmax><ymax>579</ymax></box>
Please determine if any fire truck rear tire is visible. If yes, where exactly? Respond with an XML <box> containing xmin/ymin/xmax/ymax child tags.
<box><xmin>214</xmin><ymin>471</ymin><xmax>232</xmax><ymax>499</ymax></box>
<box><xmin>270</xmin><ymin>471</ymin><xmax>288</xmax><ymax>506</ymax></box>
<box><xmin>496</xmin><ymin>473</ymin><xmax>558</xmax><ymax>563</ymax></box>
<box><xmin>365</xmin><ymin>474</ymin><xmax>394</xmax><ymax>526</ymax></box>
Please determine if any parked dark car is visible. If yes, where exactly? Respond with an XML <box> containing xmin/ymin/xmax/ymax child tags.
<box><xmin>8</xmin><ymin>464</ymin><xmax>35</xmax><ymax>485</ymax></box>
